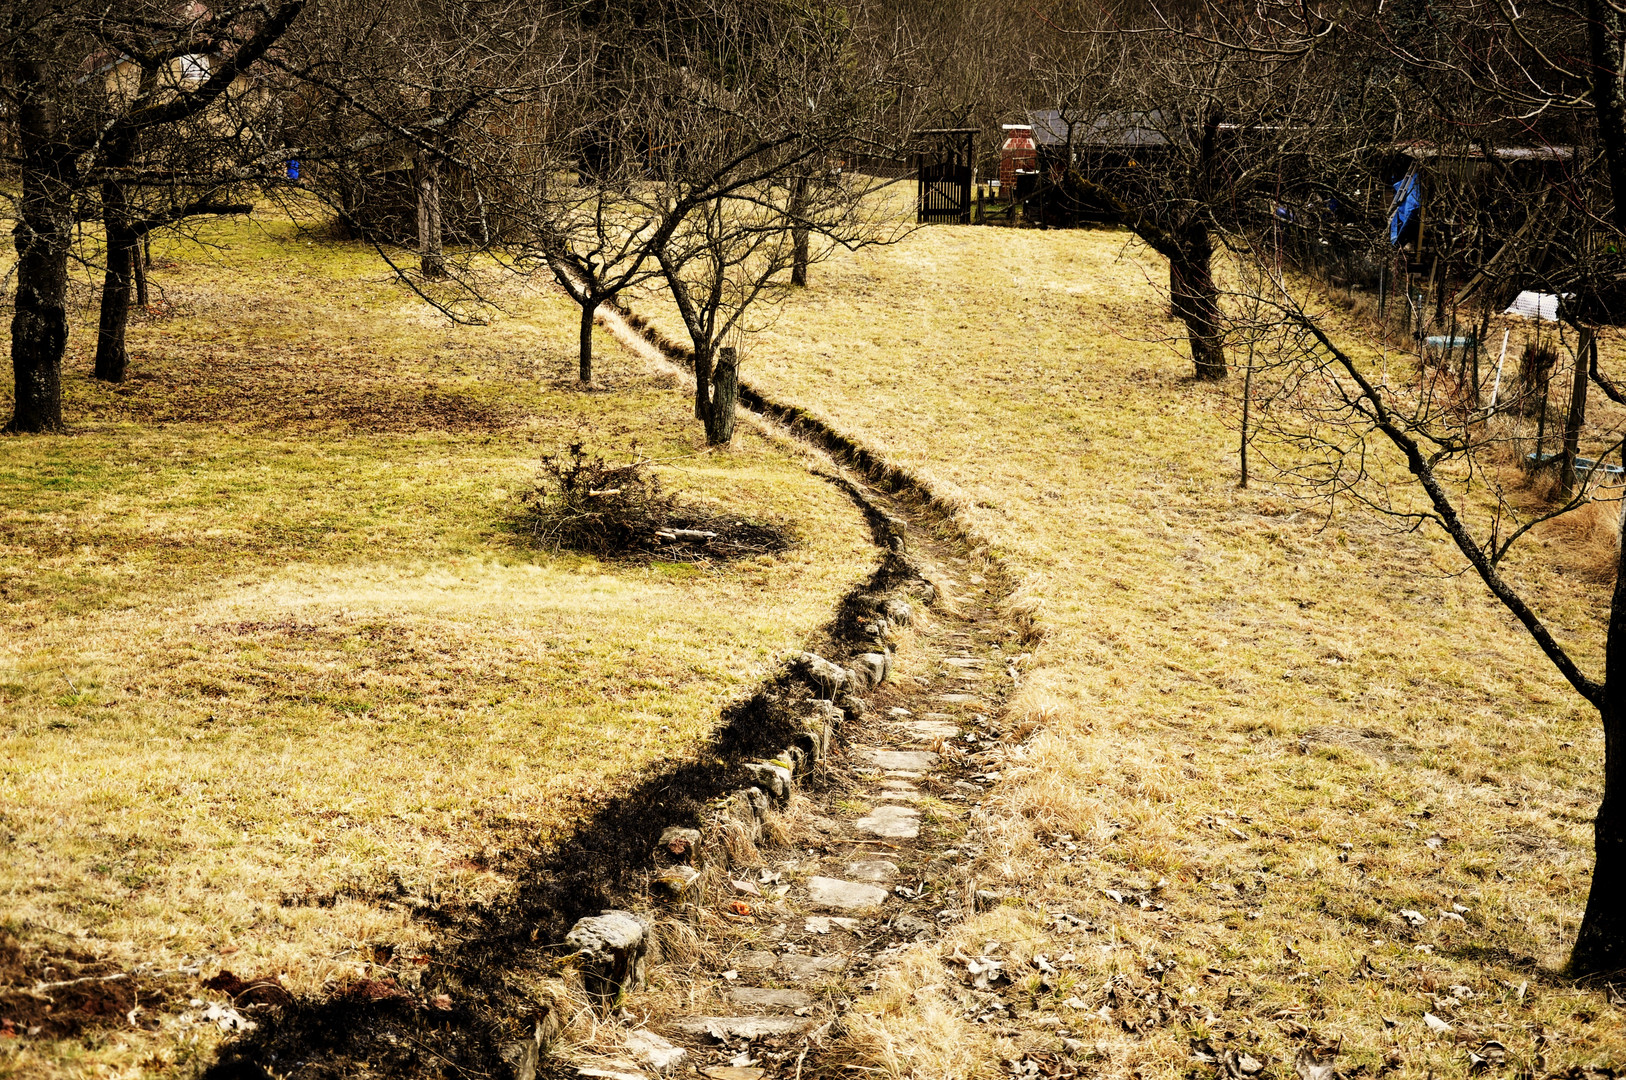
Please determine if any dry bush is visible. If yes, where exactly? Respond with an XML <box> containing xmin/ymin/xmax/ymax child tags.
<box><xmin>1543</xmin><ymin>494</ymin><xmax>1624</xmax><ymax>582</ymax></box>
<box><xmin>1003</xmin><ymin>590</ymin><xmax>1047</xmax><ymax>648</ymax></box>
<box><xmin>519</xmin><ymin>443</ymin><xmax>675</xmax><ymax>555</ymax></box>
<box><xmin>1516</xmin><ymin>342</ymin><xmax>1560</xmax><ymax>417</ymax></box>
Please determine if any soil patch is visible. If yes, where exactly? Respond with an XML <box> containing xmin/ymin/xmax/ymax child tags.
<box><xmin>0</xmin><ymin>934</ymin><xmax>179</xmax><ymax>1039</ymax></box>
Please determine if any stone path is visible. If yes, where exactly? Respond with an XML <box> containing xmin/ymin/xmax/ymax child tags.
<box><xmin>551</xmin><ymin>489</ymin><xmax>1018</xmax><ymax>1080</ymax></box>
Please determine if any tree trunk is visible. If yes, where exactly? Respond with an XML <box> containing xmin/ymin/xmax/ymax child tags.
<box><xmin>1568</xmin><ymin>0</ymin><xmax>1626</xmax><ymax>976</ymax></box>
<box><xmin>790</xmin><ymin>175</ymin><xmax>810</xmax><ymax>287</ymax></box>
<box><xmin>706</xmin><ymin>346</ymin><xmax>739</xmax><ymax>445</ymax></box>
<box><xmin>134</xmin><ymin>238</ymin><xmax>150</xmax><ymax>307</ymax></box>
<box><xmin>1572</xmin><ymin>521</ymin><xmax>1626</xmax><ymax>974</ymax></box>
<box><xmin>1589</xmin><ymin>0</ymin><xmax>1626</xmax><ymax>239</ymax></box>
<box><xmin>417</xmin><ymin>153</ymin><xmax>445</xmax><ymax>280</ymax></box>
<box><xmin>94</xmin><ymin>176</ymin><xmax>136</xmax><ymax>383</ymax></box>
<box><xmin>1169</xmin><ymin>228</ymin><xmax>1227</xmax><ymax>380</ymax></box>
<box><xmin>1560</xmin><ymin>327</ymin><xmax>1594</xmax><ymax>500</ymax></box>
<box><xmin>8</xmin><ymin>54</ymin><xmax>72</xmax><ymax>434</ymax></box>
<box><xmin>578</xmin><ymin>302</ymin><xmax>595</xmax><ymax>383</ymax></box>
<box><xmin>693</xmin><ymin>343</ymin><xmax>713</xmax><ymax>422</ymax></box>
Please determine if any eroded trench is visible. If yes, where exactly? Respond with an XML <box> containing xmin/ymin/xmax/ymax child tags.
<box><xmin>195</xmin><ymin>307</ymin><xmax>1027</xmax><ymax>1080</ymax></box>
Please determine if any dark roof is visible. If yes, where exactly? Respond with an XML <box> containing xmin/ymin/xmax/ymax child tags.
<box><xmin>1026</xmin><ymin>109</ymin><xmax>1173</xmax><ymax>149</ymax></box>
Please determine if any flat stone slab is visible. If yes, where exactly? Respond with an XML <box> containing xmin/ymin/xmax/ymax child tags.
<box><xmin>846</xmin><ymin>857</ymin><xmax>900</xmax><ymax>881</ymax></box>
<box><xmin>855</xmin><ymin>804</ymin><xmax>921</xmax><ymax>839</ymax></box>
<box><xmin>862</xmin><ymin>749</ymin><xmax>938</xmax><ymax>771</ymax></box>
<box><xmin>577</xmin><ymin>1064</ymin><xmax>646</xmax><ymax>1080</ymax></box>
<box><xmin>804</xmin><ymin>916</ymin><xmax>861</xmax><ymax>934</ymax></box>
<box><xmin>672</xmin><ymin>1016</ymin><xmax>818</xmax><ymax>1040</ymax></box>
<box><xmin>939</xmin><ymin>693</ymin><xmax>981</xmax><ymax>703</ymax></box>
<box><xmin>904</xmin><ymin>720</ymin><xmax>960</xmax><ymax>741</ymax></box>
<box><xmin>728</xmin><ymin>986</ymin><xmax>814</xmax><ymax>1010</ymax></box>
<box><xmin>736</xmin><ymin>950</ymin><xmax>778</xmax><ymax>971</ymax></box>
<box><xmin>879</xmin><ymin>779</ymin><xmax>917</xmax><ymax>792</ymax></box>
<box><xmin>625</xmin><ymin>1029</ymin><xmax>687</xmax><ymax>1070</ymax></box>
<box><xmin>776</xmin><ymin>954</ymin><xmax>846</xmax><ymax>979</ymax></box>
<box><xmin>944</xmin><ymin>657</ymin><xmax>983</xmax><ymax>667</ymax></box>
<box><xmin>808</xmin><ymin>875</ymin><xmax>889</xmax><ymax>911</ymax></box>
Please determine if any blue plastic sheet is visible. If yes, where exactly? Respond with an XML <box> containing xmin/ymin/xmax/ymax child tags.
<box><xmin>1388</xmin><ymin>171</ymin><xmax>1420</xmax><ymax>244</ymax></box>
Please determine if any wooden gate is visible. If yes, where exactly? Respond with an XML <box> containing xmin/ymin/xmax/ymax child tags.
<box><xmin>914</xmin><ymin>128</ymin><xmax>977</xmax><ymax>224</ymax></box>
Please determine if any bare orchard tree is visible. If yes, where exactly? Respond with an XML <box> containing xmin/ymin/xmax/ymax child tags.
<box><xmin>1221</xmin><ymin>0</ymin><xmax>1626</xmax><ymax>973</ymax></box>
<box><xmin>625</xmin><ymin>0</ymin><xmax>911</xmax><ymax>444</ymax></box>
<box><xmin>2</xmin><ymin>0</ymin><xmax>536</xmax><ymax>431</ymax></box>
<box><xmin>86</xmin><ymin>39</ymin><xmax>266</xmax><ymax>382</ymax></box>
<box><xmin>1027</xmin><ymin>3</ymin><xmax>1342</xmax><ymax>380</ymax></box>
<box><xmin>509</xmin><ymin>29</ymin><xmax>666</xmax><ymax>384</ymax></box>
<box><xmin>3</xmin><ymin>0</ymin><xmax>305</xmax><ymax>432</ymax></box>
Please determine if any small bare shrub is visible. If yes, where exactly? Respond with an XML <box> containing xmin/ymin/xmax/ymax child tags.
<box><xmin>520</xmin><ymin>443</ymin><xmax>674</xmax><ymax>555</ymax></box>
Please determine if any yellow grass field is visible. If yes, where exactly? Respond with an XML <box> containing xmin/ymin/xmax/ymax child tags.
<box><xmin>632</xmin><ymin>223</ymin><xmax>1626</xmax><ymax>1076</ymax></box>
<box><xmin>0</xmin><ymin>216</ymin><xmax>872</xmax><ymax>1076</ymax></box>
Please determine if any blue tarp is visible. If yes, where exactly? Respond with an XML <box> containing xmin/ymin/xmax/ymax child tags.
<box><xmin>1389</xmin><ymin>170</ymin><xmax>1420</xmax><ymax>244</ymax></box>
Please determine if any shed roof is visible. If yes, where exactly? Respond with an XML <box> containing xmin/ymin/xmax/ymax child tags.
<box><xmin>1026</xmin><ymin>109</ymin><xmax>1173</xmax><ymax>149</ymax></box>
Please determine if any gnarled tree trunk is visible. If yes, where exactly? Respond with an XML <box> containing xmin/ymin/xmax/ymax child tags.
<box><xmin>693</xmin><ymin>343</ymin><xmax>713</xmax><ymax>422</ymax></box>
<box><xmin>9</xmin><ymin>53</ymin><xmax>73</xmax><ymax>433</ymax></box>
<box><xmin>1560</xmin><ymin>327</ymin><xmax>1594</xmax><ymax>500</ymax></box>
<box><xmin>1169</xmin><ymin>225</ymin><xmax>1226</xmax><ymax>380</ymax></box>
<box><xmin>1575</xmin><ymin>0</ymin><xmax>1626</xmax><ymax>974</ymax></box>
<box><xmin>789</xmin><ymin>175</ymin><xmax>810</xmax><ymax>287</ymax></box>
<box><xmin>94</xmin><ymin>176</ymin><xmax>137</xmax><ymax>383</ymax></box>
<box><xmin>705</xmin><ymin>346</ymin><xmax>739</xmax><ymax>445</ymax></box>
<box><xmin>578</xmin><ymin>301</ymin><xmax>595</xmax><ymax>383</ymax></box>
<box><xmin>417</xmin><ymin>152</ymin><xmax>445</xmax><ymax>279</ymax></box>
<box><xmin>1573</xmin><ymin>523</ymin><xmax>1626</xmax><ymax>973</ymax></box>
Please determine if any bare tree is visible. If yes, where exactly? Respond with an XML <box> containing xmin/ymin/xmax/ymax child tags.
<box><xmin>1023</xmin><ymin>4</ymin><xmax>1341</xmax><ymax>380</ymax></box>
<box><xmin>3</xmin><ymin>0</ymin><xmax>306</xmax><ymax>432</ymax></box>
<box><xmin>1211</xmin><ymin>0</ymin><xmax>1626</xmax><ymax>973</ymax></box>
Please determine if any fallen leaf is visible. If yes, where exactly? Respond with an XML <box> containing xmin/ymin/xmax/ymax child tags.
<box><xmin>1423</xmin><ymin>1012</ymin><xmax>1453</xmax><ymax>1035</ymax></box>
<box><xmin>1399</xmin><ymin>909</ymin><xmax>1427</xmax><ymax>927</ymax></box>
<box><xmin>731</xmin><ymin>879</ymin><xmax>762</xmax><ymax>897</ymax></box>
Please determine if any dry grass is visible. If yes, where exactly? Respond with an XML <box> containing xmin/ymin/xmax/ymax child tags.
<box><xmin>631</xmin><ymin>222</ymin><xmax>1626</xmax><ymax>1076</ymax></box>
<box><xmin>0</xmin><ymin>213</ymin><xmax>873</xmax><ymax>1076</ymax></box>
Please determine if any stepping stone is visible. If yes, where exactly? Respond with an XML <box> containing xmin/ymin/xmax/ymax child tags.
<box><xmin>625</xmin><ymin>1030</ymin><xmax>687</xmax><ymax>1071</ymax></box>
<box><xmin>805</xmin><ymin>916</ymin><xmax>861</xmax><ymax>934</ymax></box>
<box><xmin>728</xmin><ymin>987</ymin><xmax>814</xmax><ymax>1010</ymax></box>
<box><xmin>862</xmin><ymin>749</ymin><xmax>938</xmax><ymax>771</ymax></box>
<box><xmin>776</xmin><ymin>954</ymin><xmax>846</xmax><ymax>979</ymax></box>
<box><xmin>855</xmin><ymin>804</ymin><xmax>920</xmax><ymax>839</ymax></box>
<box><xmin>904</xmin><ymin>720</ymin><xmax>959</xmax><ymax>741</ymax></box>
<box><xmin>887</xmin><ymin>707</ymin><xmax>913</xmax><ymax>717</ymax></box>
<box><xmin>939</xmin><ymin>693</ymin><xmax>980</xmax><ymax>703</ymax></box>
<box><xmin>672</xmin><ymin>1016</ymin><xmax>818</xmax><ymax>1040</ymax></box>
<box><xmin>944</xmin><ymin>657</ymin><xmax>983</xmax><ymax>667</ymax></box>
<box><xmin>577</xmin><ymin>1064</ymin><xmax>645</xmax><ymax>1080</ymax></box>
<box><xmin>808</xmin><ymin>875</ymin><xmax>888</xmax><ymax>911</ymax></box>
<box><xmin>923</xmin><ymin>712</ymin><xmax>956</xmax><ymax>719</ymax></box>
<box><xmin>736</xmin><ymin>950</ymin><xmax>778</xmax><ymax>971</ymax></box>
<box><xmin>846</xmin><ymin>858</ymin><xmax>899</xmax><ymax>881</ymax></box>
<box><xmin>884</xmin><ymin>769</ymin><xmax>924</xmax><ymax>780</ymax></box>
<box><xmin>879</xmin><ymin>779</ymin><xmax>918</xmax><ymax>792</ymax></box>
